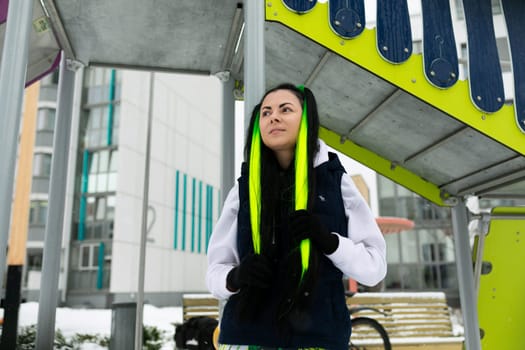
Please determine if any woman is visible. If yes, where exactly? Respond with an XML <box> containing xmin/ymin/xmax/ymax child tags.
<box><xmin>206</xmin><ymin>83</ymin><xmax>386</xmax><ymax>349</ymax></box>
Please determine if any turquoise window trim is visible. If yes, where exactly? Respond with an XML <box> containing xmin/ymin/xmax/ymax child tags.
<box><xmin>198</xmin><ymin>180</ymin><xmax>203</xmax><ymax>253</ymax></box>
<box><xmin>191</xmin><ymin>177</ymin><xmax>196</xmax><ymax>253</ymax></box>
<box><xmin>78</xmin><ymin>150</ymin><xmax>89</xmax><ymax>241</ymax></box>
<box><xmin>96</xmin><ymin>242</ymin><xmax>105</xmax><ymax>289</ymax></box>
<box><xmin>174</xmin><ymin>170</ymin><xmax>180</xmax><ymax>250</ymax></box>
<box><xmin>107</xmin><ymin>69</ymin><xmax>116</xmax><ymax>146</ymax></box>
<box><xmin>206</xmin><ymin>185</ymin><xmax>212</xmax><ymax>251</ymax></box>
<box><xmin>182</xmin><ymin>174</ymin><xmax>187</xmax><ymax>251</ymax></box>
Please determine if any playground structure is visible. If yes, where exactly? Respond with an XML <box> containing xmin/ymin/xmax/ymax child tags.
<box><xmin>1</xmin><ymin>0</ymin><xmax>525</xmax><ymax>349</ymax></box>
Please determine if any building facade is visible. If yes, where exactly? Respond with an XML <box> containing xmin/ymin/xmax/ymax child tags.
<box><xmin>23</xmin><ymin>68</ymin><xmax>223</xmax><ymax>307</ymax></box>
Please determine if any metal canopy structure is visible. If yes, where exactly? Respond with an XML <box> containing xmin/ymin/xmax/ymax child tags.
<box><xmin>36</xmin><ymin>0</ymin><xmax>525</xmax><ymax>204</ymax></box>
<box><xmin>2</xmin><ymin>0</ymin><xmax>525</xmax><ymax>349</ymax></box>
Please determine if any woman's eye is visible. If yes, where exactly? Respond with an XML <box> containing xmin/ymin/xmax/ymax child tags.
<box><xmin>261</xmin><ymin>110</ymin><xmax>271</xmax><ymax>117</ymax></box>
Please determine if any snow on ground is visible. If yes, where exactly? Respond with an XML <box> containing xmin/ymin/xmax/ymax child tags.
<box><xmin>4</xmin><ymin>302</ymin><xmax>464</xmax><ymax>349</ymax></box>
<box><xmin>5</xmin><ymin>302</ymin><xmax>183</xmax><ymax>349</ymax></box>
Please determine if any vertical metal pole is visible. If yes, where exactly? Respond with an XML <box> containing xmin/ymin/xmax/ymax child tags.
<box><xmin>135</xmin><ymin>72</ymin><xmax>155</xmax><ymax>349</ymax></box>
<box><xmin>0</xmin><ymin>0</ymin><xmax>33</xmax><ymax>299</ymax></box>
<box><xmin>60</xmin><ymin>65</ymin><xmax>85</xmax><ymax>303</ymax></box>
<box><xmin>243</xmin><ymin>0</ymin><xmax>265</xmax><ymax>126</ymax></box>
<box><xmin>221</xmin><ymin>78</ymin><xmax>235</xmax><ymax>205</ymax></box>
<box><xmin>35</xmin><ymin>56</ymin><xmax>77</xmax><ymax>349</ymax></box>
<box><xmin>451</xmin><ymin>198</ymin><xmax>481</xmax><ymax>350</ymax></box>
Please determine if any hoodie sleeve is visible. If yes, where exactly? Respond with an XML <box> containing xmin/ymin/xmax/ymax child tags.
<box><xmin>205</xmin><ymin>183</ymin><xmax>240</xmax><ymax>299</ymax></box>
<box><xmin>325</xmin><ymin>172</ymin><xmax>387</xmax><ymax>286</ymax></box>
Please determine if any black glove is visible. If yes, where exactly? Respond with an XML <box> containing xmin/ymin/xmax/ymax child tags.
<box><xmin>226</xmin><ymin>254</ymin><xmax>272</xmax><ymax>292</ymax></box>
<box><xmin>289</xmin><ymin>210</ymin><xmax>339</xmax><ymax>254</ymax></box>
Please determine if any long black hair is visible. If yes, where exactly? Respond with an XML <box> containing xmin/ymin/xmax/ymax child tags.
<box><xmin>238</xmin><ymin>83</ymin><xmax>322</xmax><ymax>325</ymax></box>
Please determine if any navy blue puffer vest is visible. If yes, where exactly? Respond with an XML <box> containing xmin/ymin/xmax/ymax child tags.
<box><xmin>219</xmin><ymin>153</ymin><xmax>351</xmax><ymax>349</ymax></box>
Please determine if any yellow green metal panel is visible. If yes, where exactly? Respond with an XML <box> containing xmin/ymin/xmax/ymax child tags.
<box><xmin>320</xmin><ymin>127</ymin><xmax>446</xmax><ymax>206</ymax></box>
<box><xmin>478</xmin><ymin>207</ymin><xmax>525</xmax><ymax>349</ymax></box>
<box><xmin>265</xmin><ymin>1</ymin><xmax>525</xmax><ymax>156</ymax></box>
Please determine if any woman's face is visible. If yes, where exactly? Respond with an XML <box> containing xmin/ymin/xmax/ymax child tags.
<box><xmin>259</xmin><ymin>89</ymin><xmax>303</xmax><ymax>158</ymax></box>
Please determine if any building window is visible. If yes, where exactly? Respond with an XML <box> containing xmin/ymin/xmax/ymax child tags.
<box><xmin>79</xmin><ymin>244</ymin><xmax>100</xmax><ymax>270</ymax></box>
<box><xmin>29</xmin><ymin>200</ymin><xmax>48</xmax><ymax>225</ymax></box>
<box><xmin>87</xmin><ymin>149</ymin><xmax>118</xmax><ymax>194</ymax></box>
<box><xmin>33</xmin><ymin>153</ymin><xmax>52</xmax><ymax>177</ymax></box>
<box><xmin>37</xmin><ymin>108</ymin><xmax>56</xmax><ymax>131</ymax></box>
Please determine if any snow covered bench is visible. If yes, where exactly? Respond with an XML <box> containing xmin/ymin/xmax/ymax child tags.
<box><xmin>347</xmin><ymin>292</ymin><xmax>464</xmax><ymax>350</ymax></box>
<box><xmin>181</xmin><ymin>293</ymin><xmax>219</xmax><ymax>322</ymax></box>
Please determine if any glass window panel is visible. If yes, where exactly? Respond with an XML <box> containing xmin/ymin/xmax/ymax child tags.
<box><xmin>378</xmin><ymin>176</ymin><xmax>395</xmax><ymax>198</ymax></box>
<box><xmin>400</xmin><ymin>230</ymin><xmax>419</xmax><ymax>263</ymax></box>
<box><xmin>379</xmin><ymin>198</ymin><xmax>396</xmax><ymax>217</ymax></box>
<box><xmin>38</xmin><ymin>202</ymin><xmax>48</xmax><ymax>224</ymax></box>
<box><xmin>32</xmin><ymin>155</ymin><xmax>41</xmax><ymax>176</ymax></box>
<box><xmin>113</xmin><ymin>104</ymin><xmax>120</xmax><ymax>127</ymax></box>
<box><xmin>96</xmin><ymin>174</ymin><xmax>108</xmax><ymax>193</ymax></box>
<box><xmin>89</xmin><ymin>153</ymin><xmax>99</xmax><ymax>174</ymax></box>
<box><xmin>37</xmin><ymin>109</ymin><xmax>47</xmax><ymax>130</ymax></box>
<box><xmin>42</xmin><ymin>154</ymin><xmax>52</xmax><ymax>176</ymax></box>
<box><xmin>385</xmin><ymin>264</ymin><xmax>402</xmax><ymax>289</ymax></box>
<box><xmin>109</xmin><ymin>151</ymin><xmax>118</xmax><ymax>172</ymax></box>
<box><xmin>91</xmin><ymin>108</ymin><xmax>101</xmax><ymax>129</ymax></box>
<box><xmin>107</xmin><ymin>173</ymin><xmax>117</xmax><ymax>192</ymax></box>
<box><xmin>112</xmin><ymin>127</ymin><xmax>119</xmax><ymax>145</ymax></box>
<box><xmin>92</xmin><ymin>245</ymin><xmax>100</xmax><ymax>267</ymax></box>
<box><xmin>29</xmin><ymin>202</ymin><xmax>37</xmax><ymax>223</ymax></box>
<box><xmin>442</xmin><ymin>262</ymin><xmax>458</xmax><ymax>289</ymax></box>
<box><xmin>423</xmin><ymin>264</ymin><xmax>439</xmax><ymax>289</ymax></box>
<box><xmin>81</xmin><ymin>246</ymin><xmax>90</xmax><ymax>268</ymax></box>
<box><xmin>107</xmin><ymin>196</ymin><xmax>116</xmax><ymax>220</ymax></box>
<box><xmin>86</xmin><ymin>197</ymin><xmax>96</xmax><ymax>221</ymax></box>
<box><xmin>397</xmin><ymin>185</ymin><xmax>412</xmax><ymax>197</ymax></box>
<box><xmin>401</xmin><ymin>265</ymin><xmax>422</xmax><ymax>289</ymax></box>
<box><xmin>101</xmin><ymin>107</ymin><xmax>109</xmax><ymax>128</ymax></box>
<box><xmin>87</xmin><ymin>175</ymin><xmax>97</xmax><ymax>193</ymax></box>
<box><xmin>99</xmin><ymin>150</ymin><xmax>109</xmax><ymax>172</ymax></box>
<box><xmin>433</xmin><ymin>229</ymin><xmax>456</xmax><ymax>262</ymax></box>
<box><xmin>96</xmin><ymin>197</ymin><xmax>106</xmax><ymax>220</ymax></box>
<box><xmin>385</xmin><ymin>234</ymin><xmax>400</xmax><ymax>263</ymax></box>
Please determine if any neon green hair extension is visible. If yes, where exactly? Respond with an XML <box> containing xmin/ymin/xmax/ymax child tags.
<box><xmin>295</xmin><ymin>85</ymin><xmax>310</xmax><ymax>282</ymax></box>
<box><xmin>249</xmin><ymin>86</ymin><xmax>310</xmax><ymax>284</ymax></box>
<box><xmin>249</xmin><ymin>112</ymin><xmax>262</xmax><ymax>254</ymax></box>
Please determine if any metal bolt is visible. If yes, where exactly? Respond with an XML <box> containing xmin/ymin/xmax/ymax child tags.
<box><xmin>267</xmin><ymin>2</ymin><xmax>272</xmax><ymax>6</ymax></box>
<box><xmin>481</xmin><ymin>115</ymin><xmax>486</xmax><ymax>120</ymax></box>
<box><xmin>334</xmin><ymin>20</ymin><xmax>341</xmax><ymax>26</ymax></box>
<box><xmin>340</xmin><ymin>40</ymin><xmax>345</xmax><ymax>45</ymax></box>
<box><xmin>382</xmin><ymin>46</ymin><xmax>388</xmax><ymax>51</ymax></box>
<box><xmin>411</xmin><ymin>78</ymin><xmax>416</xmax><ymax>83</ymax></box>
<box><xmin>404</xmin><ymin>47</ymin><xmax>409</xmax><ymax>53</ymax></box>
<box><xmin>430</xmin><ymin>70</ymin><xmax>436</xmax><ymax>76</ymax></box>
<box><xmin>497</xmin><ymin>97</ymin><xmax>502</xmax><ymax>102</ymax></box>
<box><xmin>450</xmin><ymin>72</ymin><xmax>456</xmax><ymax>79</ymax></box>
<box><xmin>356</xmin><ymin>22</ymin><xmax>362</xmax><ymax>28</ymax></box>
<box><xmin>477</xmin><ymin>96</ymin><xmax>482</xmax><ymax>101</ymax></box>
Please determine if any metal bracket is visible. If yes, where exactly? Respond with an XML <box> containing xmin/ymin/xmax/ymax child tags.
<box><xmin>66</xmin><ymin>59</ymin><xmax>84</xmax><ymax>72</ymax></box>
<box><xmin>472</xmin><ymin>212</ymin><xmax>491</xmax><ymax>296</ymax></box>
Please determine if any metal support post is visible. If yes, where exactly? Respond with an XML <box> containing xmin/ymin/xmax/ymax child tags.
<box><xmin>0</xmin><ymin>0</ymin><xmax>34</xmax><ymax>301</ymax></box>
<box><xmin>35</xmin><ymin>56</ymin><xmax>77</xmax><ymax>349</ymax></box>
<box><xmin>243</xmin><ymin>0</ymin><xmax>265</xmax><ymax>126</ymax></box>
<box><xmin>451</xmin><ymin>198</ymin><xmax>481</xmax><ymax>350</ymax></box>
<box><xmin>135</xmin><ymin>72</ymin><xmax>155</xmax><ymax>349</ymax></box>
<box><xmin>221</xmin><ymin>78</ymin><xmax>235</xmax><ymax>205</ymax></box>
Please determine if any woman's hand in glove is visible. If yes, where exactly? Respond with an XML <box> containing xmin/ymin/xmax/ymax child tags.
<box><xmin>289</xmin><ymin>210</ymin><xmax>339</xmax><ymax>255</ymax></box>
<box><xmin>226</xmin><ymin>254</ymin><xmax>272</xmax><ymax>292</ymax></box>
